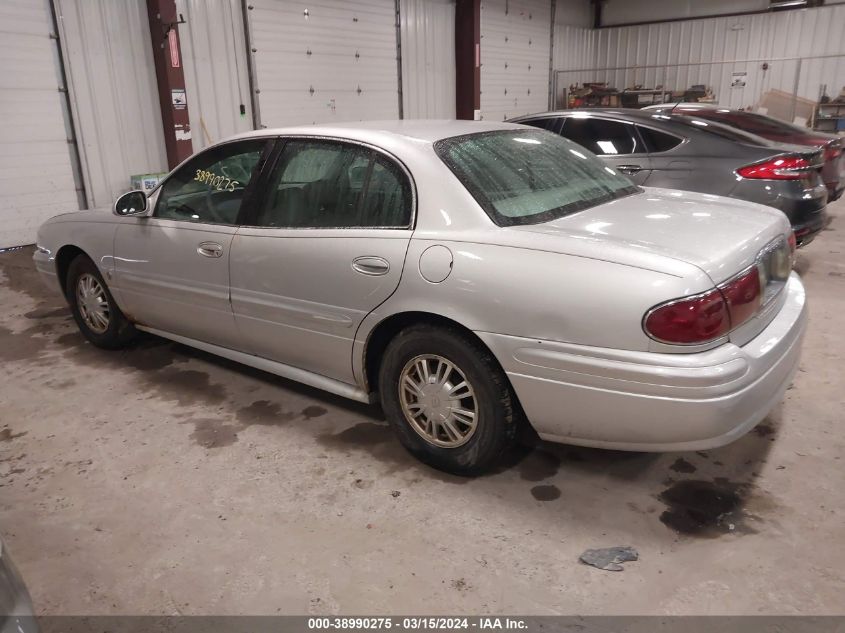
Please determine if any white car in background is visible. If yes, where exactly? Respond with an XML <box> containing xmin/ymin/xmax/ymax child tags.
<box><xmin>34</xmin><ymin>121</ymin><xmax>806</xmax><ymax>475</ymax></box>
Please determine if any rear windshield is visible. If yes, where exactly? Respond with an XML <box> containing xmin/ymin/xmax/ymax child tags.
<box><xmin>434</xmin><ymin>130</ymin><xmax>640</xmax><ymax>226</ymax></box>
<box><xmin>659</xmin><ymin>114</ymin><xmax>773</xmax><ymax>146</ymax></box>
<box><xmin>687</xmin><ymin>109</ymin><xmax>815</xmax><ymax>140</ymax></box>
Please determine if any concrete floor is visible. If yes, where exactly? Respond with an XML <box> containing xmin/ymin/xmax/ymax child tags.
<box><xmin>0</xmin><ymin>200</ymin><xmax>843</xmax><ymax>616</ymax></box>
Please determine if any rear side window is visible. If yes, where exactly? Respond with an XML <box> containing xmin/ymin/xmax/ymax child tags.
<box><xmin>519</xmin><ymin>117</ymin><xmax>564</xmax><ymax>134</ymax></box>
<box><xmin>253</xmin><ymin>140</ymin><xmax>411</xmax><ymax>229</ymax></box>
<box><xmin>637</xmin><ymin>126</ymin><xmax>683</xmax><ymax>153</ymax></box>
<box><xmin>562</xmin><ymin>117</ymin><xmax>641</xmax><ymax>155</ymax></box>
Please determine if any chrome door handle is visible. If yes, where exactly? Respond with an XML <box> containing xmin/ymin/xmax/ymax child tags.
<box><xmin>197</xmin><ymin>241</ymin><xmax>223</xmax><ymax>258</ymax></box>
<box><xmin>618</xmin><ymin>164</ymin><xmax>642</xmax><ymax>175</ymax></box>
<box><xmin>352</xmin><ymin>256</ymin><xmax>390</xmax><ymax>276</ymax></box>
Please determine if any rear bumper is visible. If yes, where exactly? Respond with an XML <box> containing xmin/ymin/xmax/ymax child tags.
<box><xmin>730</xmin><ymin>179</ymin><xmax>827</xmax><ymax>245</ymax></box>
<box><xmin>478</xmin><ymin>273</ymin><xmax>807</xmax><ymax>452</ymax></box>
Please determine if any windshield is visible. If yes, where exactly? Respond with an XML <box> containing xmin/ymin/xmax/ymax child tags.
<box><xmin>435</xmin><ymin>130</ymin><xmax>640</xmax><ymax>226</ymax></box>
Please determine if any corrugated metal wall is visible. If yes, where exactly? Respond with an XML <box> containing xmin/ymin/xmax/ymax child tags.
<box><xmin>400</xmin><ymin>0</ymin><xmax>456</xmax><ymax>118</ymax></box>
<box><xmin>55</xmin><ymin>0</ymin><xmax>167</xmax><ymax>209</ymax></box>
<box><xmin>554</xmin><ymin>4</ymin><xmax>845</xmax><ymax>113</ymax></box>
<box><xmin>0</xmin><ymin>0</ymin><xmax>80</xmax><ymax>248</ymax></box>
<box><xmin>480</xmin><ymin>0</ymin><xmax>553</xmax><ymax>121</ymax></box>
<box><xmin>178</xmin><ymin>0</ymin><xmax>254</xmax><ymax>150</ymax></box>
<box><xmin>246</xmin><ymin>0</ymin><xmax>400</xmax><ymax>127</ymax></box>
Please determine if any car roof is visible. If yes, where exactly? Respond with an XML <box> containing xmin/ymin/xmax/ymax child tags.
<box><xmin>226</xmin><ymin>119</ymin><xmax>526</xmax><ymax>145</ymax></box>
<box><xmin>510</xmin><ymin>108</ymin><xmax>680</xmax><ymax>123</ymax></box>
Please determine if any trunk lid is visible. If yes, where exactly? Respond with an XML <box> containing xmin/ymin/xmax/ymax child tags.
<box><xmin>509</xmin><ymin>187</ymin><xmax>790</xmax><ymax>284</ymax></box>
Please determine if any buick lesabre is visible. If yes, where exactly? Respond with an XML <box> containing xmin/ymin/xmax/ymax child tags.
<box><xmin>34</xmin><ymin>121</ymin><xmax>807</xmax><ymax>474</ymax></box>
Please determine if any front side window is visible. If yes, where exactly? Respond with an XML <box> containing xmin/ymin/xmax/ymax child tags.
<box><xmin>562</xmin><ymin>117</ymin><xmax>641</xmax><ymax>155</ymax></box>
<box><xmin>253</xmin><ymin>140</ymin><xmax>412</xmax><ymax>228</ymax></box>
<box><xmin>155</xmin><ymin>140</ymin><xmax>267</xmax><ymax>224</ymax></box>
<box><xmin>435</xmin><ymin>130</ymin><xmax>640</xmax><ymax>227</ymax></box>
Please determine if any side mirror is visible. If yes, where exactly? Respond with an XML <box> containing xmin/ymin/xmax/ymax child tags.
<box><xmin>114</xmin><ymin>190</ymin><xmax>148</xmax><ymax>217</ymax></box>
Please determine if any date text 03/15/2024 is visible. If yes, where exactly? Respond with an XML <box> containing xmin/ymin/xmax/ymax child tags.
<box><xmin>307</xmin><ymin>618</ymin><xmax>528</xmax><ymax>630</ymax></box>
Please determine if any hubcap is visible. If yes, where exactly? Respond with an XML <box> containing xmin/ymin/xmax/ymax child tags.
<box><xmin>76</xmin><ymin>273</ymin><xmax>110</xmax><ymax>334</ymax></box>
<box><xmin>398</xmin><ymin>354</ymin><xmax>478</xmax><ymax>448</ymax></box>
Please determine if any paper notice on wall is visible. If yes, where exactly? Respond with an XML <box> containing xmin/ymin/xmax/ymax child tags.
<box><xmin>171</xmin><ymin>89</ymin><xmax>186</xmax><ymax>110</ymax></box>
<box><xmin>731</xmin><ymin>71</ymin><xmax>747</xmax><ymax>88</ymax></box>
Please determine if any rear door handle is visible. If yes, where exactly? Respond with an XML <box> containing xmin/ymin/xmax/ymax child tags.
<box><xmin>197</xmin><ymin>241</ymin><xmax>224</xmax><ymax>258</ymax></box>
<box><xmin>618</xmin><ymin>164</ymin><xmax>642</xmax><ymax>175</ymax></box>
<box><xmin>352</xmin><ymin>256</ymin><xmax>390</xmax><ymax>276</ymax></box>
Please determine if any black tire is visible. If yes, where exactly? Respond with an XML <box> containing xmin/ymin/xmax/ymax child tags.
<box><xmin>378</xmin><ymin>324</ymin><xmax>519</xmax><ymax>476</ymax></box>
<box><xmin>66</xmin><ymin>254</ymin><xmax>137</xmax><ymax>349</ymax></box>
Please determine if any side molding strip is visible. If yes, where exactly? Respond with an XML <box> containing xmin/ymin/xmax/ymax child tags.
<box><xmin>136</xmin><ymin>326</ymin><xmax>374</xmax><ymax>404</ymax></box>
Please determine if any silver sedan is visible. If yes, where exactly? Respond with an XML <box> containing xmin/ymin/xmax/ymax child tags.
<box><xmin>34</xmin><ymin>121</ymin><xmax>807</xmax><ymax>475</ymax></box>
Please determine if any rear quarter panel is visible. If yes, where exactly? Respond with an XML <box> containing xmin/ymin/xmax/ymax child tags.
<box><xmin>353</xmin><ymin>235</ymin><xmax>715</xmax><ymax>385</ymax></box>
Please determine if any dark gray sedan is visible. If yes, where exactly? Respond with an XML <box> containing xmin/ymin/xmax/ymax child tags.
<box><xmin>509</xmin><ymin>109</ymin><xmax>828</xmax><ymax>246</ymax></box>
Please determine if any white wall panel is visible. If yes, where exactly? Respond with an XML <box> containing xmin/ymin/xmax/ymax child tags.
<box><xmin>481</xmin><ymin>0</ymin><xmax>553</xmax><ymax>120</ymax></box>
<box><xmin>178</xmin><ymin>0</ymin><xmax>254</xmax><ymax>150</ymax></box>
<box><xmin>55</xmin><ymin>0</ymin><xmax>167</xmax><ymax>209</ymax></box>
<box><xmin>555</xmin><ymin>5</ymin><xmax>845</xmax><ymax>116</ymax></box>
<box><xmin>247</xmin><ymin>0</ymin><xmax>399</xmax><ymax>127</ymax></box>
<box><xmin>0</xmin><ymin>0</ymin><xmax>79</xmax><ymax>248</ymax></box>
<box><xmin>400</xmin><ymin>0</ymin><xmax>456</xmax><ymax>118</ymax></box>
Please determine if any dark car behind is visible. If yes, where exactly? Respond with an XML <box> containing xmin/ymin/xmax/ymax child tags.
<box><xmin>509</xmin><ymin>109</ymin><xmax>828</xmax><ymax>246</ymax></box>
<box><xmin>645</xmin><ymin>103</ymin><xmax>845</xmax><ymax>202</ymax></box>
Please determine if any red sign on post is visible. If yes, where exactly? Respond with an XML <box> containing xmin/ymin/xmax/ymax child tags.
<box><xmin>168</xmin><ymin>29</ymin><xmax>180</xmax><ymax>68</ymax></box>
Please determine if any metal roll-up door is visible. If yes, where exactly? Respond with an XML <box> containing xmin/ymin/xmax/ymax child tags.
<box><xmin>245</xmin><ymin>0</ymin><xmax>400</xmax><ymax>127</ymax></box>
<box><xmin>481</xmin><ymin>0</ymin><xmax>552</xmax><ymax>121</ymax></box>
<box><xmin>0</xmin><ymin>0</ymin><xmax>81</xmax><ymax>248</ymax></box>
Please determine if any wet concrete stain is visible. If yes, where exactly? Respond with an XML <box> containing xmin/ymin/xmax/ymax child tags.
<box><xmin>669</xmin><ymin>457</ymin><xmax>697</xmax><ymax>474</ymax></box>
<box><xmin>518</xmin><ymin>448</ymin><xmax>562</xmax><ymax>482</ymax></box>
<box><xmin>24</xmin><ymin>306</ymin><xmax>69</xmax><ymax>320</ymax></box>
<box><xmin>753</xmin><ymin>422</ymin><xmax>775</xmax><ymax>438</ymax></box>
<box><xmin>0</xmin><ymin>324</ymin><xmax>50</xmax><ymax>363</ymax></box>
<box><xmin>302</xmin><ymin>405</ymin><xmax>327</xmax><ymax>419</ymax></box>
<box><xmin>188</xmin><ymin>418</ymin><xmax>240</xmax><ymax>449</ymax></box>
<box><xmin>658</xmin><ymin>478</ymin><xmax>757</xmax><ymax>537</ymax></box>
<box><xmin>530</xmin><ymin>484</ymin><xmax>562</xmax><ymax>501</ymax></box>
<box><xmin>236</xmin><ymin>400</ymin><xmax>295</xmax><ymax>426</ymax></box>
<box><xmin>0</xmin><ymin>428</ymin><xmax>27</xmax><ymax>443</ymax></box>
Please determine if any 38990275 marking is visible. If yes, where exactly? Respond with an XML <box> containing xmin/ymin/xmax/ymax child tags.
<box><xmin>194</xmin><ymin>169</ymin><xmax>239</xmax><ymax>192</ymax></box>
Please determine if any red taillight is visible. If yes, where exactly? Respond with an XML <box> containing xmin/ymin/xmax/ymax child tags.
<box><xmin>719</xmin><ymin>267</ymin><xmax>762</xmax><ymax>327</ymax></box>
<box><xmin>644</xmin><ymin>267</ymin><xmax>764</xmax><ymax>345</ymax></box>
<box><xmin>736</xmin><ymin>155</ymin><xmax>810</xmax><ymax>180</ymax></box>
<box><xmin>644</xmin><ymin>289</ymin><xmax>730</xmax><ymax>344</ymax></box>
<box><xmin>788</xmin><ymin>231</ymin><xmax>797</xmax><ymax>254</ymax></box>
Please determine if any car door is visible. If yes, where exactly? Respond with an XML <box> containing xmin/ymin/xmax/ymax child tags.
<box><xmin>560</xmin><ymin>115</ymin><xmax>653</xmax><ymax>184</ymax></box>
<box><xmin>229</xmin><ymin>138</ymin><xmax>414</xmax><ymax>384</ymax></box>
<box><xmin>112</xmin><ymin>138</ymin><xmax>272</xmax><ymax>349</ymax></box>
<box><xmin>633</xmin><ymin>124</ymin><xmax>692</xmax><ymax>188</ymax></box>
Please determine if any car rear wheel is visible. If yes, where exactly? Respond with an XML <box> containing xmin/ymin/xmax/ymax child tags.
<box><xmin>378</xmin><ymin>324</ymin><xmax>519</xmax><ymax>476</ymax></box>
<box><xmin>67</xmin><ymin>255</ymin><xmax>136</xmax><ymax>349</ymax></box>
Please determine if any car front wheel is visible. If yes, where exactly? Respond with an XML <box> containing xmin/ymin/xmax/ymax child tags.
<box><xmin>66</xmin><ymin>254</ymin><xmax>136</xmax><ymax>349</ymax></box>
<box><xmin>378</xmin><ymin>324</ymin><xmax>519</xmax><ymax>476</ymax></box>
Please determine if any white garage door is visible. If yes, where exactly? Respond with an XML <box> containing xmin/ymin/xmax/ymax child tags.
<box><xmin>481</xmin><ymin>0</ymin><xmax>552</xmax><ymax>121</ymax></box>
<box><xmin>0</xmin><ymin>0</ymin><xmax>81</xmax><ymax>248</ymax></box>
<box><xmin>246</xmin><ymin>0</ymin><xmax>400</xmax><ymax>127</ymax></box>
<box><xmin>400</xmin><ymin>0</ymin><xmax>456</xmax><ymax>119</ymax></box>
